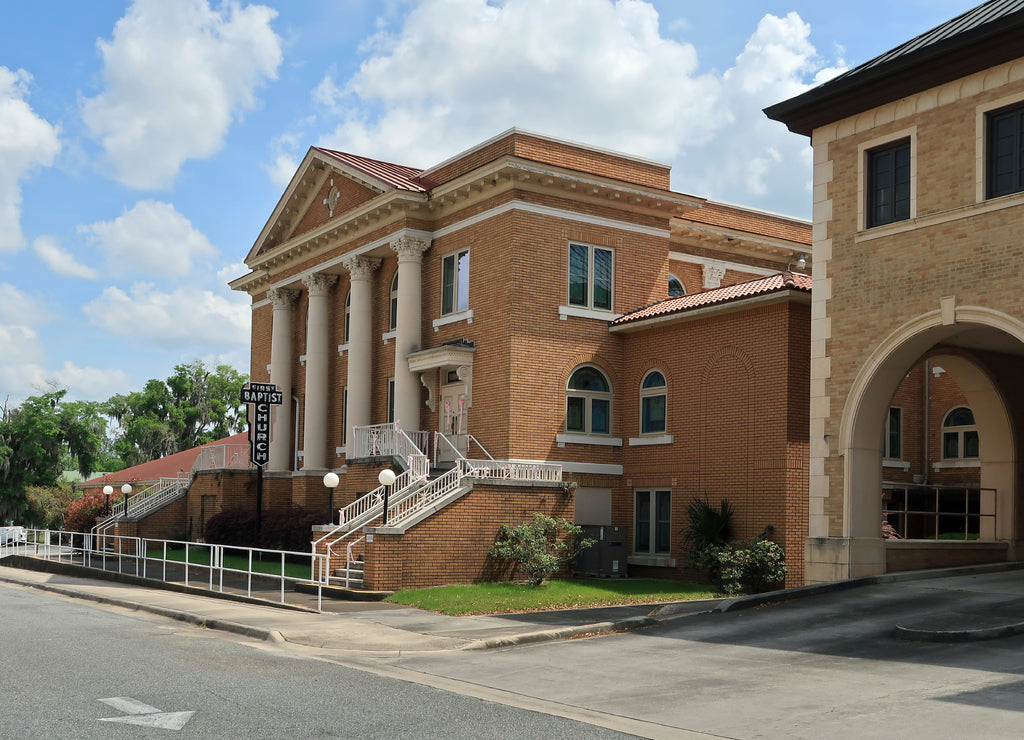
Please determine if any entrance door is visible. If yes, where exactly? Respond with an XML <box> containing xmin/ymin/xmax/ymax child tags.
<box><xmin>438</xmin><ymin>382</ymin><xmax>468</xmax><ymax>462</ymax></box>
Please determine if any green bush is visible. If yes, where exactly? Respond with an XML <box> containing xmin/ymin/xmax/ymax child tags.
<box><xmin>489</xmin><ymin>512</ymin><xmax>596</xmax><ymax>586</ymax></box>
<box><xmin>683</xmin><ymin>496</ymin><xmax>734</xmax><ymax>551</ymax></box>
<box><xmin>692</xmin><ymin>533</ymin><xmax>788</xmax><ymax>596</ymax></box>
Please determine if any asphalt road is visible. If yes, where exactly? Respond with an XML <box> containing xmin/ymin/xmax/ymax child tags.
<box><xmin>385</xmin><ymin>570</ymin><xmax>1024</xmax><ymax>739</ymax></box>
<box><xmin>0</xmin><ymin>582</ymin><xmax>639</xmax><ymax>739</ymax></box>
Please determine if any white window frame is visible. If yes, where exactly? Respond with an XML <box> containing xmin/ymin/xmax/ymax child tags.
<box><xmin>639</xmin><ymin>370</ymin><xmax>667</xmax><ymax>436</ymax></box>
<box><xmin>942</xmin><ymin>406</ymin><xmax>979</xmax><ymax>461</ymax></box>
<box><xmin>565</xmin><ymin>365</ymin><xmax>612</xmax><ymax>437</ymax></box>
<box><xmin>884</xmin><ymin>406</ymin><xmax>902</xmax><ymax>460</ymax></box>
<box><xmin>567</xmin><ymin>242</ymin><xmax>614</xmax><ymax>312</ymax></box>
<box><xmin>389</xmin><ymin>271</ymin><xmax>399</xmax><ymax>332</ymax></box>
<box><xmin>634</xmin><ymin>489</ymin><xmax>671</xmax><ymax>556</ymax></box>
<box><xmin>441</xmin><ymin>248</ymin><xmax>470</xmax><ymax>317</ymax></box>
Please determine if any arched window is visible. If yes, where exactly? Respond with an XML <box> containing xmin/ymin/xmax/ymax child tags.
<box><xmin>943</xmin><ymin>407</ymin><xmax>979</xmax><ymax>459</ymax></box>
<box><xmin>344</xmin><ymin>290</ymin><xmax>351</xmax><ymax>343</ymax></box>
<box><xmin>668</xmin><ymin>274</ymin><xmax>685</xmax><ymax>297</ymax></box>
<box><xmin>566</xmin><ymin>366</ymin><xmax>611</xmax><ymax>435</ymax></box>
<box><xmin>389</xmin><ymin>271</ymin><xmax>399</xmax><ymax>331</ymax></box>
<box><xmin>640</xmin><ymin>370</ymin><xmax>666</xmax><ymax>434</ymax></box>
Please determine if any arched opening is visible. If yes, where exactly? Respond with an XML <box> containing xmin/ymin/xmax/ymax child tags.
<box><xmin>834</xmin><ymin>308</ymin><xmax>1024</xmax><ymax>576</ymax></box>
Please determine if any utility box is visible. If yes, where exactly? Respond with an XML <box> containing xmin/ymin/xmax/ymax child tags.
<box><xmin>575</xmin><ymin>525</ymin><xmax>628</xmax><ymax>577</ymax></box>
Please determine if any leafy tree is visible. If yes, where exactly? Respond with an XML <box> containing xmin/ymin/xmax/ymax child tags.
<box><xmin>24</xmin><ymin>484</ymin><xmax>77</xmax><ymax>529</ymax></box>
<box><xmin>489</xmin><ymin>512</ymin><xmax>596</xmax><ymax>586</ymax></box>
<box><xmin>106</xmin><ymin>361</ymin><xmax>247</xmax><ymax>467</ymax></box>
<box><xmin>0</xmin><ymin>390</ymin><xmax>106</xmax><ymax>523</ymax></box>
<box><xmin>65</xmin><ymin>489</ymin><xmax>119</xmax><ymax>533</ymax></box>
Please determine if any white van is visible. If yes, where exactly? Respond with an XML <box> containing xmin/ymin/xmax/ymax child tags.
<box><xmin>0</xmin><ymin>526</ymin><xmax>27</xmax><ymax>545</ymax></box>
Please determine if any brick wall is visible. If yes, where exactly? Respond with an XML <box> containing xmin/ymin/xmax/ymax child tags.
<box><xmin>358</xmin><ymin>482</ymin><xmax>573</xmax><ymax>591</ymax></box>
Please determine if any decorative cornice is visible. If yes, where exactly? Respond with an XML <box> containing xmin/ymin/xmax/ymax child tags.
<box><xmin>267</xmin><ymin>287</ymin><xmax>299</xmax><ymax>309</ymax></box>
<box><xmin>702</xmin><ymin>264</ymin><xmax>726</xmax><ymax>289</ymax></box>
<box><xmin>390</xmin><ymin>235</ymin><xmax>431</xmax><ymax>261</ymax></box>
<box><xmin>342</xmin><ymin>255</ymin><xmax>381</xmax><ymax>281</ymax></box>
<box><xmin>302</xmin><ymin>273</ymin><xmax>337</xmax><ymax>297</ymax></box>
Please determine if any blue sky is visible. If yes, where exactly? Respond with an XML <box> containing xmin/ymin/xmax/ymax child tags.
<box><xmin>0</xmin><ymin>0</ymin><xmax>980</xmax><ymax>406</ymax></box>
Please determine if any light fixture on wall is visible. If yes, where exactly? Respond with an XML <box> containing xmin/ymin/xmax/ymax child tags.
<box><xmin>788</xmin><ymin>253</ymin><xmax>807</xmax><ymax>272</ymax></box>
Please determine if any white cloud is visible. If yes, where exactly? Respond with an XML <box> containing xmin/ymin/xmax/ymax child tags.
<box><xmin>0</xmin><ymin>282</ymin><xmax>50</xmax><ymax>325</ymax></box>
<box><xmin>314</xmin><ymin>1</ymin><xmax>843</xmax><ymax>217</ymax></box>
<box><xmin>33</xmin><ymin>236</ymin><xmax>99</xmax><ymax>280</ymax></box>
<box><xmin>265</xmin><ymin>153</ymin><xmax>299</xmax><ymax>188</ymax></box>
<box><xmin>83</xmin><ymin>283</ymin><xmax>251</xmax><ymax>351</ymax></box>
<box><xmin>79</xmin><ymin>200</ymin><xmax>216</xmax><ymax>278</ymax></box>
<box><xmin>0</xmin><ymin>67</ymin><xmax>61</xmax><ymax>252</ymax></box>
<box><xmin>82</xmin><ymin>0</ymin><xmax>283</xmax><ymax>189</ymax></box>
<box><xmin>320</xmin><ymin>0</ymin><xmax>722</xmax><ymax>169</ymax></box>
<box><xmin>49</xmin><ymin>361</ymin><xmax>132</xmax><ymax>401</ymax></box>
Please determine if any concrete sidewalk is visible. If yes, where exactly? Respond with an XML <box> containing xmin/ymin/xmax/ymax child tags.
<box><xmin>4</xmin><ymin>558</ymin><xmax>1024</xmax><ymax>653</ymax></box>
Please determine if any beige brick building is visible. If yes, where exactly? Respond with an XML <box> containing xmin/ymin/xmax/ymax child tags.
<box><xmin>225</xmin><ymin>128</ymin><xmax>814</xmax><ymax>589</ymax></box>
<box><xmin>766</xmin><ymin>0</ymin><xmax>1024</xmax><ymax>582</ymax></box>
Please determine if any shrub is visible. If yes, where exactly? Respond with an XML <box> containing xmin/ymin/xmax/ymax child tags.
<box><xmin>692</xmin><ymin>533</ymin><xmax>788</xmax><ymax>596</ymax></box>
<box><xmin>64</xmin><ymin>490</ymin><xmax>120</xmax><ymax>533</ymax></box>
<box><xmin>683</xmin><ymin>496</ymin><xmax>734</xmax><ymax>551</ymax></box>
<box><xmin>489</xmin><ymin>512</ymin><xmax>596</xmax><ymax>586</ymax></box>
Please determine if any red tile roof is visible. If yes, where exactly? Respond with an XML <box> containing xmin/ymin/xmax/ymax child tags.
<box><xmin>313</xmin><ymin>147</ymin><xmax>436</xmax><ymax>191</ymax></box>
<box><xmin>680</xmin><ymin>201</ymin><xmax>811</xmax><ymax>245</ymax></box>
<box><xmin>80</xmin><ymin>432</ymin><xmax>249</xmax><ymax>488</ymax></box>
<box><xmin>611</xmin><ymin>271</ymin><xmax>812</xmax><ymax>327</ymax></box>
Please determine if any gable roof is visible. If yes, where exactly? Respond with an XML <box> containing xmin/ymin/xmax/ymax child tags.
<box><xmin>765</xmin><ymin>0</ymin><xmax>1024</xmax><ymax>135</ymax></box>
<box><xmin>312</xmin><ymin>147</ymin><xmax>435</xmax><ymax>192</ymax></box>
<box><xmin>80</xmin><ymin>432</ymin><xmax>249</xmax><ymax>488</ymax></box>
<box><xmin>611</xmin><ymin>271</ymin><xmax>812</xmax><ymax>329</ymax></box>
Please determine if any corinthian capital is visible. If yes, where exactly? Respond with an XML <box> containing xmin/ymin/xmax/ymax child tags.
<box><xmin>302</xmin><ymin>272</ymin><xmax>338</xmax><ymax>297</ymax></box>
<box><xmin>342</xmin><ymin>256</ymin><xmax>382</xmax><ymax>282</ymax></box>
<box><xmin>267</xmin><ymin>287</ymin><xmax>300</xmax><ymax>309</ymax></box>
<box><xmin>390</xmin><ymin>235</ymin><xmax>431</xmax><ymax>262</ymax></box>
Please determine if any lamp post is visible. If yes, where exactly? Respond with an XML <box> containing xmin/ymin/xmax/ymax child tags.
<box><xmin>323</xmin><ymin>472</ymin><xmax>340</xmax><ymax>524</ymax></box>
<box><xmin>102</xmin><ymin>485</ymin><xmax>113</xmax><ymax>516</ymax></box>
<box><xmin>378</xmin><ymin>468</ymin><xmax>396</xmax><ymax>526</ymax></box>
<box><xmin>120</xmin><ymin>483</ymin><xmax>133</xmax><ymax>518</ymax></box>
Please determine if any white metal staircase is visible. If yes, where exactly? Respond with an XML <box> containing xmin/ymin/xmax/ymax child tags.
<box><xmin>313</xmin><ymin>424</ymin><xmax>562</xmax><ymax>589</ymax></box>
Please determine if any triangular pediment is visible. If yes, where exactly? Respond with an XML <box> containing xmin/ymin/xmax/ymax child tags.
<box><xmin>246</xmin><ymin>148</ymin><xmax>420</xmax><ymax>263</ymax></box>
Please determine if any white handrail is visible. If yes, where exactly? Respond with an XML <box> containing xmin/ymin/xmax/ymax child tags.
<box><xmin>460</xmin><ymin>459</ymin><xmax>562</xmax><ymax>482</ymax></box>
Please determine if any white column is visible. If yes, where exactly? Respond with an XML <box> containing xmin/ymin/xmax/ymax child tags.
<box><xmin>391</xmin><ymin>235</ymin><xmax>431</xmax><ymax>433</ymax></box>
<box><xmin>301</xmin><ymin>273</ymin><xmax>337</xmax><ymax>470</ymax></box>
<box><xmin>267</xmin><ymin>287</ymin><xmax>299</xmax><ymax>471</ymax></box>
<box><xmin>342</xmin><ymin>256</ymin><xmax>380</xmax><ymax>455</ymax></box>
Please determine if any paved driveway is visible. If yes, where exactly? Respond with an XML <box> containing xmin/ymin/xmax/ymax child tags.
<box><xmin>384</xmin><ymin>570</ymin><xmax>1024</xmax><ymax>739</ymax></box>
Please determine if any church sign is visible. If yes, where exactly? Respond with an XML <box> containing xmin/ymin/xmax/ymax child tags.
<box><xmin>240</xmin><ymin>382</ymin><xmax>283</xmax><ymax>467</ymax></box>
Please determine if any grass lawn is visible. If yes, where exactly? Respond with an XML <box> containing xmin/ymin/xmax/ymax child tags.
<box><xmin>385</xmin><ymin>578</ymin><xmax>718</xmax><ymax>616</ymax></box>
<box><xmin>145</xmin><ymin>547</ymin><xmax>312</xmax><ymax>581</ymax></box>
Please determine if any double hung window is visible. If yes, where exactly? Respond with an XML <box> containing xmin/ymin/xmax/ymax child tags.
<box><xmin>885</xmin><ymin>406</ymin><xmax>902</xmax><ymax>459</ymax></box>
<box><xmin>867</xmin><ymin>138</ymin><xmax>911</xmax><ymax>227</ymax></box>
<box><xmin>640</xmin><ymin>371</ymin><xmax>667</xmax><ymax>435</ymax></box>
<box><xmin>568</xmin><ymin>243</ymin><xmax>613</xmax><ymax>311</ymax></box>
<box><xmin>441</xmin><ymin>248</ymin><xmax>470</xmax><ymax>315</ymax></box>
<box><xmin>566</xmin><ymin>366</ymin><xmax>611</xmax><ymax>435</ymax></box>
<box><xmin>635</xmin><ymin>489</ymin><xmax>671</xmax><ymax>555</ymax></box>
<box><xmin>942</xmin><ymin>407</ymin><xmax>979</xmax><ymax>460</ymax></box>
<box><xmin>987</xmin><ymin>103</ymin><xmax>1024</xmax><ymax>199</ymax></box>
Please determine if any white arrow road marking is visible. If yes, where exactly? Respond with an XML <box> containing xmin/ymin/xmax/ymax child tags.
<box><xmin>98</xmin><ymin>697</ymin><xmax>195</xmax><ymax>730</ymax></box>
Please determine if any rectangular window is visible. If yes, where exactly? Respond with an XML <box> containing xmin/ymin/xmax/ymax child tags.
<box><xmin>441</xmin><ymin>248</ymin><xmax>469</xmax><ymax>315</ymax></box>
<box><xmin>642</xmin><ymin>395</ymin><xmax>666</xmax><ymax>434</ymax></box>
<box><xmin>987</xmin><ymin>104</ymin><xmax>1024</xmax><ymax>198</ymax></box>
<box><xmin>341</xmin><ymin>387</ymin><xmax>348</xmax><ymax>445</ymax></box>
<box><xmin>634</xmin><ymin>490</ymin><xmax>671</xmax><ymax>555</ymax></box>
<box><xmin>566</xmin><ymin>396</ymin><xmax>585</xmax><ymax>433</ymax></box>
<box><xmin>568</xmin><ymin>243</ymin><xmax>613</xmax><ymax>311</ymax></box>
<box><xmin>867</xmin><ymin>138</ymin><xmax>911</xmax><ymax>227</ymax></box>
<box><xmin>886</xmin><ymin>407</ymin><xmax>902</xmax><ymax>459</ymax></box>
<box><xmin>387</xmin><ymin>378</ymin><xmax>395</xmax><ymax>423</ymax></box>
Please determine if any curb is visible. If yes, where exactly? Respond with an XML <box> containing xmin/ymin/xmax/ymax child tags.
<box><xmin>0</xmin><ymin>573</ymin><xmax>286</xmax><ymax>644</ymax></box>
<box><xmin>461</xmin><ymin>615</ymin><xmax>662</xmax><ymax>650</ymax></box>
<box><xmin>893</xmin><ymin>621</ymin><xmax>1024</xmax><ymax>643</ymax></box>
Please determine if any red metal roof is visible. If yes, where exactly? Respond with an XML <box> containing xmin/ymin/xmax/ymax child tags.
<box><xmin>611</xmin><ymin>271</ymin><xmax>812</xmax><ymax>327</ymax></box>
<box><xmin>80</xmin><ymin>432</ymin><xmax>249</xmax><ymax>488</ymax></box>
<box><xmin>312</xmin><ymin>147</ymin><xmax>436</xmax><ymax>192</ymax></box>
